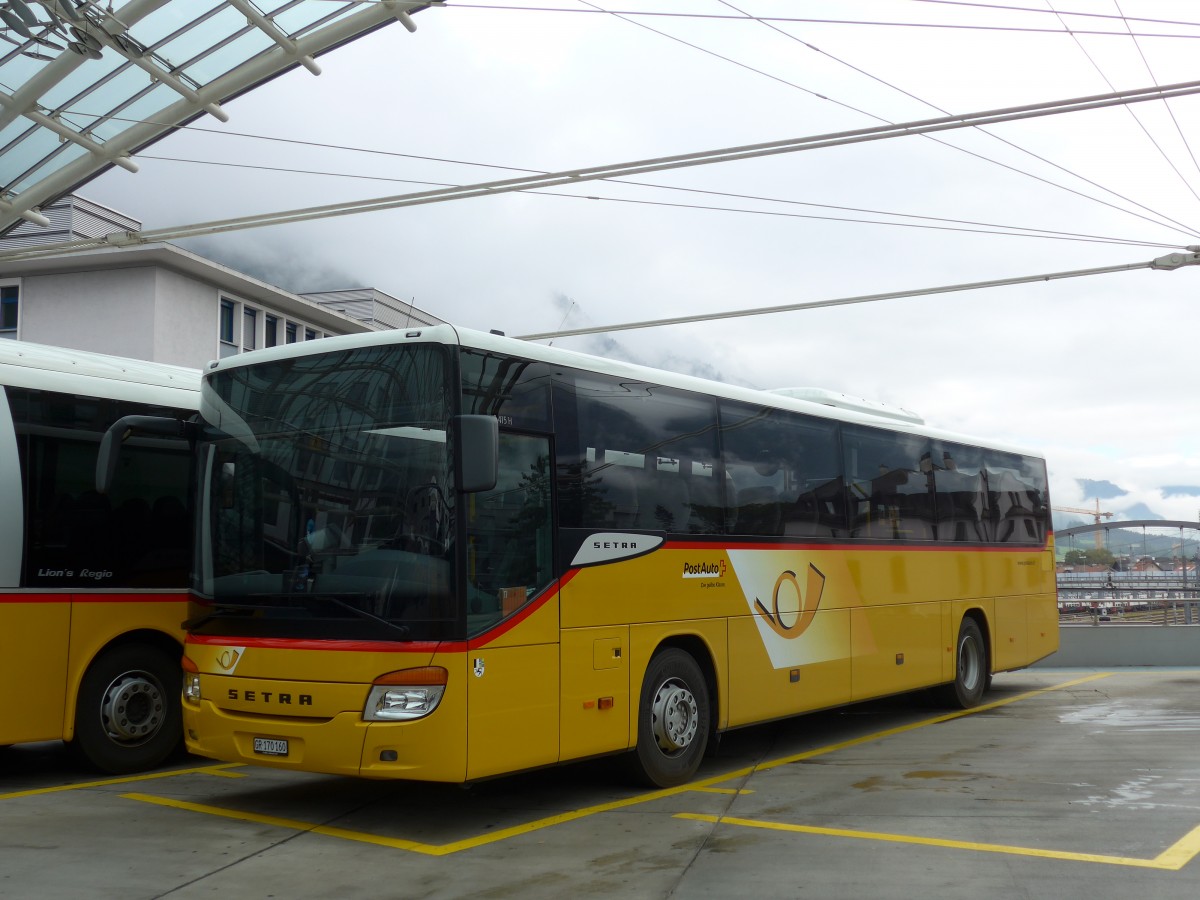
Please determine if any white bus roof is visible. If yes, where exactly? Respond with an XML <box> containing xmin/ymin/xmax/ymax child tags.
<box><xmin>0</xmin><ymin>340</ymin><xmax>200</xmax><ymax>408</ymax></box>
<box><xmin>204</xmin><ymin>324</ymin><xmax>1042</xmax><ymax>459</ymax></box>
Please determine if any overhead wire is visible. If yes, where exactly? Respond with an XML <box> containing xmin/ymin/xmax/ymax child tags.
<box><xmin>135</xmin><ymin>152</ymin><xmax>1182</xmax><ymax>249</ymax></box>
<box><xmin>75</xmin><ymin>97</ymin><xmax>1190</xmax><ymax>248</ymax></box>
<box><xmin>449</xmin><ymin>3</ymin><xmax>1200</xmax><ymax>38</ymax></box>
<box><xmin>575</xmin><ymin>0</ymin><xmax>1200</xmax><ymax>237</ymax></box>
<box><xmin>711</xmin><ymin>0</ymin><xmax>1200</xmax><ymax>237</ymax></box>
<box><xmin>907</xmin><ymin>0</ymin><xmax>1200</xmax><ymax>31</ymax></box>
<box><xmin>1113</xmin><ymin>0</ymin><xmax>1200</xmax><ymax>183</ymax></box>
<box><xmin>1044</xmin><ymin>0</ymin><xmax>1200</xmax><ymax>205</ymax></box>
<box><xmin>56</xmin><ymin>3</ymin><xmax>1200</xmax><ymax>241</ymax></box>
<box><xmin>514</xmin><ymin>249</ymin><xmax>1200</xmax><ymax>341</ymax></box>
<box><xmin>7</xmin><ymin>78</ymin><xmax>1200</xmax><ymax>262</ymax></box>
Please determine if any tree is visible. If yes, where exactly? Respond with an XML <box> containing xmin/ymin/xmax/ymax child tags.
<box><xmin>1063</xmin><ymin>548</ymin><xmax>1115</xmax><ymax>567</ymax></box>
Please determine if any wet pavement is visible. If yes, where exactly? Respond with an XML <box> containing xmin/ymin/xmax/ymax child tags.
<box><xmin>3</xmin><ymin>669</ymin><xmax>1200</xmax><ymax>899</ymax></box>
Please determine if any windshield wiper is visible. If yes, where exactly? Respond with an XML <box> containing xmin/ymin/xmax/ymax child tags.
<box><xmin>307</xmin><ymin>591</ymin><xmax>412</xmax><ymax>639</ymax></box>
<box><xmin>185</xmin><ymin>593</ymin><xmax>411</xmax><ymax>638</ymax></box>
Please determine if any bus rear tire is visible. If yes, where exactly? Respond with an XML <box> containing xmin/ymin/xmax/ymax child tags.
<box><xmin>631</xmin><ymin>648</ymin><xmax>710</xmax><ymax>788</ymax></box>
<box><xmin>70</xmin><ymin>644</ymin><xmax>182</xmax><ymax>774</ymax></box>
<box><xmin>937</xmin><ymin>618</ymin><xmax>988</xmax><ymax>709</ymax></box>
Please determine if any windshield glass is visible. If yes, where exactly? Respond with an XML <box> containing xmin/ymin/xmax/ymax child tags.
<box><xmin>192</xmin><ymin>342</ymin><xmax>458</xmax><ymax>642</ymax></box>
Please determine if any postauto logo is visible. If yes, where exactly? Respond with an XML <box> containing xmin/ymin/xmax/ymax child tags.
<box><xmin>682</xmin><ymin>559</ymin><xmax>726</xmax><ymax>579</ymax></box>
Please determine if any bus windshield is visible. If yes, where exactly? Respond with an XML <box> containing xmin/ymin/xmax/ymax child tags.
<box><xmin>192</xmin><ymin>342</ymin><xmax>459</xmax><ymax>643</ymax></box>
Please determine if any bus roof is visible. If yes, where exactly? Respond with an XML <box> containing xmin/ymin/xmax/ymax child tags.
<box><xmin>0</xmin><ymin>340</ymin><xmax>200</xmax><ymax>407</ymax></box>
<box><xmin>204</xmin><ymin>324</ymin><xmax>1043</xmax><ymax>459</ymax></box>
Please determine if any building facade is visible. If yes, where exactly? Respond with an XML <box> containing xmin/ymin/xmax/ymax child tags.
<box><xmin>0</xmin><ymin>196</ymin><xmax>443</xmax><ymax>370</ymax></box>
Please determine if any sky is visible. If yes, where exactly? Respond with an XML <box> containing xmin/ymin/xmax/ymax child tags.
<box><xmin>81</xmin><ymin>0</ymin><xmax>1200</xmax><ymax>535</ymax></box>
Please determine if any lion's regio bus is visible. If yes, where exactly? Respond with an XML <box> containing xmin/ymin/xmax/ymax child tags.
<box><xmin>0</xmin><ymin>340</ymin><xmax>198</xmax><ymax>773</ymax></box>
<box><xmin>180</xmin><ymin>324</ymin><xmax>1056</xmax><ymax>787</ymax></box>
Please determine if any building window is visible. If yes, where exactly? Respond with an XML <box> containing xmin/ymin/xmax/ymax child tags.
<box><xmin>0</xmin><ymin>284</ymin><xmax>17</xmax><ymax>339</ymax></box>
<box><xmin>219</xmin><ymin>298</ymin><xmax>237</xmax><ymax>358</ymax></box>
<box><xmin>305</xmin><ymin>328</ymin><xmax>316</xmax><ymax>342</ymax></box>
<box><xmin>264</xmin><ymin>315</ymin><xmax>278</xmax><ymax>348</ymax></box>
<box><xmin>242</xmin><ymin>307</ymin><xmax>257</xmax><ymax>351</ymax></box>
<box><xmin>286</xmin><ymin>322</ymin><xmax>297</xmax><ymax>344</ymax></box>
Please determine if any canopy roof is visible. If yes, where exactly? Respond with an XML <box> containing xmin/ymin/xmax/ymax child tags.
<box><xmin>0</xmin><ymin>0</ymin><xmax>435</xmax><ymax>236</ymax></box>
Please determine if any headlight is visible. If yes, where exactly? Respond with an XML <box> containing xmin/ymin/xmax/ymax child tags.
<box><xmin>363</xmin><ymin>667</ymin><xmax>447</xmax><ymax>721</ymax></box>
<box><xmin>182</xmin><ymin>657</ymin><xmax>201</xmax><ymax>703</ymax></box>
<box><xmin>183</xmin><ymin>673</ymin><xmax>202</xmax><ymax>702</ymax></box>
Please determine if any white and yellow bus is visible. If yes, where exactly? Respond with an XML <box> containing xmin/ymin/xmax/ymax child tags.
<box><xmin>179</xmin><ymin>325</ymin><xmax>1056</xmax><ymax>787</ymax></box>
<box><xmin>1</xmin><ymin>340</ymin><xmax>198</xmax><ymax>773</ymax></box>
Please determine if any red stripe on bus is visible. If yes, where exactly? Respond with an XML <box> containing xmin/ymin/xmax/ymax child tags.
<box><xmin>663</xmin><ymin>540</ymin><xmax>1051</xmax><ymax>553</ymax></box>
<box><xmin>0</xmin><ymin>592</ymin><xmax>186</xmax><ymax>603</ymax></box>
<box><xmin>186</xmin><ymin>634</ymin><xmax>464</xmax><ymax>654</ymax></box>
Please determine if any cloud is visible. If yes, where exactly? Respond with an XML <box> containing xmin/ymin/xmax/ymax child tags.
<box><xmin>78</xmin><ymin>1</ymin><xmax>1200</xmax><ymax>527</ymax></box>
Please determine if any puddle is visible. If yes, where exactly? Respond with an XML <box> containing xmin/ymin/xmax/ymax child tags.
<box><xmin>1058</xmin><ymin>700</ymin><xmax>1200</xmax><ymax>733</ymax></box>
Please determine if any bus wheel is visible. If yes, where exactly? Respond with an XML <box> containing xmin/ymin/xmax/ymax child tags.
<box><xmin>70</xmin><ymin>644</ymin><xmax>182</xmax><ymax>774</ymax></box>
<box><xmin>632</xmin><ymin>648</ymin><xmax>710</xmax><ymax>788</ymax></box>
<box><xmin>938</xmin><ymin>618</ymin><xmax>988</xmax><ymax>709</ymax></box>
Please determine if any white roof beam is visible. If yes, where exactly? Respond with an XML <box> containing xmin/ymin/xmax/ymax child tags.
<box><xmin>0</xmin><ymin>88</ymin><xmax>139</xmax><ymax>171</ymax></box>
<box><xmin>226</xmin><ymin>0</ymin><xmax>321</xmax><ymax>76</ymax></box>
<box><xmin>0</xmin><ymin>198</ymin><xmax>49</xmax><ymax>227</ymax></box>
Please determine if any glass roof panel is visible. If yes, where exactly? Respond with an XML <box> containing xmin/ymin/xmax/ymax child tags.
<box><xmin>0</xmin><ymin>1</ymin><xmax>436</xmax><ymax>237</ymax></box>
<box><xmin>39</xmin><ymin>55</ymin><xmax>127</xmax><ymax>113</ymax></box>
<box><xmin>0</xmin><ymin>52</ymin><xmax>40</xmax><ymax>95</ymax></box>
<box><xmin>133</xmin><ymin>1</ymin><xmax>227</xmax><ymax>49</ymax></box>
<box><xmin>90</xmin><ymin>83</ymin><xmax>179</xmax><ymax>143</ymax></box>
<box><xmin>271</xmin><ymin>2</ymin><xmax>358</xmax><ymax>37</ymax></box>
<box><xmin>154</xmin><ymin>6</ymin><xmax>251</xmax><ymax>83</ymax></box>
<box><xmin>1</xmin><ymin>127</ymin><xmax>61</xmax><ymax>187</ymax></box>
<box><xmin>0</xmin><ymin>118</ymin><xmax>33</xmax><ymax>156</ymax></box>
<box><xmin>61</xmin><ymin>67</ymin><xmax>155</xmax><ymax>132</ymax></box>
<box><xmin>11</xmin><ymin>144</ymin><xmax>90</xmax><ymax>196</ymax></box>
<box><xmin>181</xmin><ymin>30</ymin><xmax>275</xmax><ymax>88</ymax></box>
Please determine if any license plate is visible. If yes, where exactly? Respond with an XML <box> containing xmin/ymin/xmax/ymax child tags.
<box><xmin>253</xmin><ymin>737</ymin><xmax>289</xmax><ymax>757</ymax></box>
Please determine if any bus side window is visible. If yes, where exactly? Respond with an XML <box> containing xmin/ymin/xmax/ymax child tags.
<box><xmin>719</xmin><ymin>400</ymin><xmax>843</xmax><ymax>538</ymax></box>
<box><xmin>932</xmin><ymin>443</ymin><xmax>987</xmax><ymax>542</ymax></box>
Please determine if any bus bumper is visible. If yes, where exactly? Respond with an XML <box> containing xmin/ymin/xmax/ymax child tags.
<box><xmin>183</xmin><ymin>700</ymin><xmax>468</xmax><ymax>781</ymax></box>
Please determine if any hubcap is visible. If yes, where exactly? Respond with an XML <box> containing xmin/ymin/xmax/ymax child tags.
<box><xmin>959</xmin><ymin>635</ymin><xmax>982</xmax><ymax>692</ymax></box>
<box><xmin>650</xmin><ymin>677</ymin><xmax>698</xmax><ymax>755</ymax></box>
<box><xmin>100</xmin><ymin>671</ymin><xmax>165</xmax><ymax>745</ymax></box>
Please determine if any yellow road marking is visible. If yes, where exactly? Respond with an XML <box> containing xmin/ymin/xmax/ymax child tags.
<box><xmin>675</xmin><ymin>814</ymin><xmax>1200</xmax><ymax>871</ymax></box>
<box><xmin>0</xmin><ymin>762</ymin><xmax>244</xmax><ymax>801</ymax></box>
<box><xmin>747</xmin><ymin>672</ymin><xmax>1113</xmax><ymax>774</ymax></box>
<box><xmin>124</xmin><ymin>787</ymin><xmax>704</xmax><ymax>857</ymax></box>
<box><xmin>117</xmin><ymin>674</ymin><xmax>1121</xmax><ymax>857</ymax></box>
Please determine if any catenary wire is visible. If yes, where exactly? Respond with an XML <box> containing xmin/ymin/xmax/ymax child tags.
<box><xmin>514</xmin><ymin>249</ymin><xmax>1200</xmax><ymax>341</ymax></box>
<box><xmin>135</xmin><ymin>152</ymin><xmax>1181</xmax><ymax>249</ymax></box>
<box><xmin>52</xmin><ymin>7</ymin><xmax>1200</xmax><ymax>241</ymax></box>
<box><xmin>448</xmin><ymin>3</ymin><xmax>1200</xmax><ymax>37</ymax></box>
<box><xmin>75</xmin><ymin>109</ymin><xmax>1195</xmax><ymax>245</ymax></box>
<box><xmin>579</xmin><ymin>0</ymin><xmax>1200</xmax><ymax>236</ymax></box>
<box><xmin>1113</xmin><ymin>0</ymin><xmax>1200</xmax><ymax>182</ymax></box>
<box><xmin>908</xmin><ymin>0</ymin><xmax>1200</xmax><ymax>30</ymax></box>
<box><xmin>11</xmin><ymin>74</ymin><xmax>1200</xmax><ymax>261</ymax></box>
<box><xmin>711</xmin><ymin>0</ymin><xmax>1200</xmax><ymax>236</ymax></box>
<box><xmin>1044</xmin><ymin>0</ymin><xmax>1200</xmax><ymax>205</ymax></box>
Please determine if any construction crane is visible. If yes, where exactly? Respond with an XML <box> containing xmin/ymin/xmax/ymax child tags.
<box><xmin>1053</xmin><ymin>499</ymin><xmax>1115</xmax><ymax>548</ymax></box>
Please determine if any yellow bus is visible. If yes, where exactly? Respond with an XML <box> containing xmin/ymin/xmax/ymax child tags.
<box><xmin>179</xmin><ymin>325</ymin><xmax>1056</xmax><ymax>786</ymax></box>
<box><xmin>1</xmin><ymin>340</ymin><xmax>198</xmax><ymax>773</ymax></box>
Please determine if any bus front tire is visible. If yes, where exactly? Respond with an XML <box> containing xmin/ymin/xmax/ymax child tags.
<box><xmin>70</xmin><ymin>644</ymin><xmax>182</xmax><ymax>774</ymax></box>
<box><xmin>632</xmin><ymin>648</ymin><xmax>710</xmax><ymax>788</ymax></box>
<box><xmin>937</xmin><ymin>618</ymin><xmax>988</xmax><ymax>709</ymax></box>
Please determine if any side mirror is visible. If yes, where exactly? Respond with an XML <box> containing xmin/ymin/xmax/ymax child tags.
<box><xmin>454</xmin><ymin>414</ymin><xmax>498</xmax><ymax>493</ymax></box>
<box><xmin>96</xmin><ymin>414</ymin><xmax>191</xmax><ymax>494</ymax></box>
